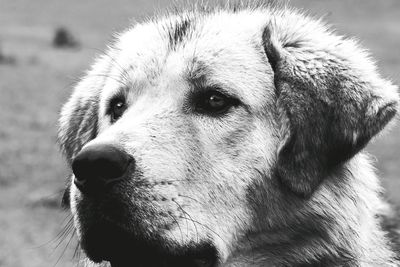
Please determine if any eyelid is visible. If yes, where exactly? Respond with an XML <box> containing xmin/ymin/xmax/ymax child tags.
<box><xmin>105</xmin><ymin>91</ymin><xmax>127</xmax><ymax>116</ymax></box>
<box><xmin>199</xmin><ymin>86</ymin><xmax>250</xmax><ymax>112</ymax></box>
<box><xmin>189</xmin><ymin>87</ymin><xmax>241</xmax><ymax>116</ymax></box>
<box><xmin>188</xmin><ymin>84</ymin><xmax>238</xmax><ymax>104</ymax></box>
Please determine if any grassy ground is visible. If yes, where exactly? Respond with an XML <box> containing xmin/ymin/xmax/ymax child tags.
<box><xmin>0</xmin><ymin>0</ymin><xmax>399</xmax><ymax>266</ymax></box>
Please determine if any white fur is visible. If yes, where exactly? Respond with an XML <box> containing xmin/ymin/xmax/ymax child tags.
<box><xmin>59</xmin><ymin>5</ymin><xmax>399</xmax><ymax>267</ymax></box>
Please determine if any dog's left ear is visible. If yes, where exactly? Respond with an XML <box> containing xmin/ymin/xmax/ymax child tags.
<box><xmin>58</xmin><ymin>55</ymin><xmax>111</xmax><ymax>164</ymax></box>
<box><xmin>262</xmin><ymin>14</ymin><xmax>399</xmax><ymax>197</ymax></box>
<box><xmin>58</xmin><ymin>55</ymin><xmax>111</xmax><ymax>208</ymax></box>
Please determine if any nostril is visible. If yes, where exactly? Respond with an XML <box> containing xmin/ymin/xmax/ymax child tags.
<box><xmin>72</xmin><ymin>154</ymin><xmax>91</xmax><ymax>182</ymax></box>
<box><xmin>71</xmin><ymin>144</ymin><xmax>133</xmax><ymax>194</ymax></box>
<box><xmin>73</xmin><ymin>176</ymin><xmax>87</xmax><ymax>192</ymax></box>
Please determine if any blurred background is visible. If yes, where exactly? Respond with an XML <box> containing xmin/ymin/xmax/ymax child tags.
<box><xmin>0</xmin><ymin>0</ymin><xmax>399</xmax><ymax>266</ymax></box>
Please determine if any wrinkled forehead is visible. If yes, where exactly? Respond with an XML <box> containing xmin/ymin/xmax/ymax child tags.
<box><xmin>104</xmin><ymin>11</ymin><xmax>273</xmax><ymax>104</ymax></box>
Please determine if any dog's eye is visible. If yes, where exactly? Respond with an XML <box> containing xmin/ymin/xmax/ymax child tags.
<box><xmin>194</xmin><ymin>90</ymin><xmax>238</xmax><ymax>116</ymax></box>
<box><xmin>109</xmin><ymin>98</ymin><xmax>126</xmax><ymax>122</ymax></box>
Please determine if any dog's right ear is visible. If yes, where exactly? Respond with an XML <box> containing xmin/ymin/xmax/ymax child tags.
<box><xmin>58</xmin><ymin>55</ymin><xmax>110</xmax><ymax>164</ymax></box>
<box><xmin>262</xmin><ymin>12</ymin><xmax>399</xmax><ymax>197</ymax></box>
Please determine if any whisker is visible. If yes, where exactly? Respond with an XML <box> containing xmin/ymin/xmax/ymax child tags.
<box><xmin>235</xmin><ymin>216</ymin><xmax>256</xmax><ymax>264</ymax></box>
<box><xmin>53</xmin><ymin>228</ymin><xmax>76</xmax><ymax>267</ymax></box>
<box><xmin>177</xmin><ymin>216</ymin><xmax>228</xmax><ymax>247</ymax></box>
<box><xmin>173</xmin><ymin>201</ymin><xmax>190</xmax><ymax>238</ymax></box>
<box><xmin>178</xmin><ymin>195</ymin><xmax>218</xmax><ymax>220</ymax></box>
<box><xmin>33</xmin><ymin>213</ymin><xmax>73</xmax><ymax>249</ymax></box>
<box><xmin>52</xmin><ymin>217</ymin><xmax>75</xmax><ymax>254</ymax></box>
<box><xmin>173</xmin><ymin>200</ymin><xmax>199</xmax><ymax>244</ymax></box>
<box><xmin>84</xmin><ymin>73</ymin><xmax>129</xmax><ymax>87</ymax></box>
<box><xmin>90</xmin><ymin>47</ymin><xmax>126</xmax><ymax>73</ymax></box>
<box><xmin>73</xmin><ymin>242</ymin><xmax>81</xmax><ymax>260</ymax></box>
<box><xmin>90</xmin><ymin>47</ymin><xmax>132</xmax><ymax>86</ymax></box>
<box><xmin>166</xmin><ymin>211</ymin><xmax>185</xmax><ymax>243</ymax></box>
<box><xmin>177</xmin><ymin>194</ymin><xmax>200</xmax><ymax>203</ymax></box>
<box><xmin>74</xmin><ymin>250</ymin><xmax>81</xmax><ymax>267</ymax></box>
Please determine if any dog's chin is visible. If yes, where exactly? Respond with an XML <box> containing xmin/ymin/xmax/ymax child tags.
<box><xmin>80</xmin><ymin>221</ymin><xmax>218</xmax><ymax>267</ymax></box>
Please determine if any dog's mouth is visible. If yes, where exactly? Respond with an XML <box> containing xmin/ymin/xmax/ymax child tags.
<box><xmin>80</xmin><ymin>221</ymin><xmax>218</xmax><ymax>267</ymax></box>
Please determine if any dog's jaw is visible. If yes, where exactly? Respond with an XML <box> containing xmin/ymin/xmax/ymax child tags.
<box><xmin>79</xmin><ymin>219</ymin><xmax>219</xmax><ymax>267</ymax></box>
<box><xmin>70</xmin><ymin>178</ymin><xmax>222</xmax><ymax>266</ymax></box>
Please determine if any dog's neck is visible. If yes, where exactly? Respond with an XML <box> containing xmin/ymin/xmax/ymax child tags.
<box><xmin>225</xmin><ymin>153</ymin><xmax>398</xmax><ymax>266</ymax></box>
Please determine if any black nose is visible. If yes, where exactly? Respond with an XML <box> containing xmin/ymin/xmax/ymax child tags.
<box><xmin>72</xmin><ymin>144</ymin><xmax>133</xmax><ymax>195</ymax></box>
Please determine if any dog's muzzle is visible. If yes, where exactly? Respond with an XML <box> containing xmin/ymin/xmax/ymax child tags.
<box><xmin>70</xmin><ymin>144</ymin><xmax>219</xmax><ymax>267</ymax></box>
<box><xmin>72</xmin><ymin>144</ymin><xmax>133</xmax><ymax>196</ymax></box>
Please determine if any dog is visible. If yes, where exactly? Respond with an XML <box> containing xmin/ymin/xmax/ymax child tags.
<box><xmin>58</xmin><ymin>2</ymin><xmax>400</xmax><ymax>266</ymax></box>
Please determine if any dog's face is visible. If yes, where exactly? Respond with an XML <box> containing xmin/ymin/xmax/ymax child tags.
<box><xmin>58</xmin><ymin>7</ymin><xmax>398</xmax><ymax>267</ymax></box>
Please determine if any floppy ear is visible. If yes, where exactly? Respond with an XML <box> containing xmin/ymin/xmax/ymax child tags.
<box><xmin>262</xmin><ymin>13</ymin><xmax>399</xmax><ymax>197</ymax></box>
<box><xmin>58</xmin><ymin>55</ymin><xmax>111</xmax><ymax>164</ymax></box>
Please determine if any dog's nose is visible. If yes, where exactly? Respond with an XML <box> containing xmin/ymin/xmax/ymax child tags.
<box><xmin>72</xmin><ymin>144</ymin><xmax>133</xmax><ymax>195</ymax></box>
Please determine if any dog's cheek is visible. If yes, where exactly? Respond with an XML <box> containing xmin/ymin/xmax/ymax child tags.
<box><xmin>182</xmin><ymin>117</ymin><xmax>276</xmax><ymax>254</ymax></box>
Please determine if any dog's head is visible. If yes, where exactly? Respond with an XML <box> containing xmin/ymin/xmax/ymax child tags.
<box><xmin>58</xmin><ymin>5</ymin><xmax>398</xmax><ymax>266</ymax></box>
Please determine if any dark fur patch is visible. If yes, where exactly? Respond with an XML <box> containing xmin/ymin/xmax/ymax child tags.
<box><xmin>262</xmin><ymin>22</ymin><xmax>398</xmax><ymax>197</ymax></box>
<box><xmin>168</xmin><ymin>16</ymin><xmax>192</xmax><ymax>50</ymax></box>
<box><xmin>245</xmin><ymin>171</ymin><xmax>357</xmax><ymax>266</ymax></box>
<box><xmin>261</xmin><ymin>25</ymin><xmax>280</xmax><ymax>72</ymax></box>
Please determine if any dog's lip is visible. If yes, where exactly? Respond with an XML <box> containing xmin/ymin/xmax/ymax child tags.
<box><xmin>110</xmin><ymin>257</ymin><xmax>216</xmax><ymax>267</ymax></box>
<box><xmin>80</xmin><ymin>220</ymin><xmax>218</xmax><ymax>267</ymax></box>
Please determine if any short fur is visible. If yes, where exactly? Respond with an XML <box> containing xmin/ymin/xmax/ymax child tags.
<box><xmin>58</xmin><ymin>2</ymin><xmax>399</xmax><ymax>266</ymax></box>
